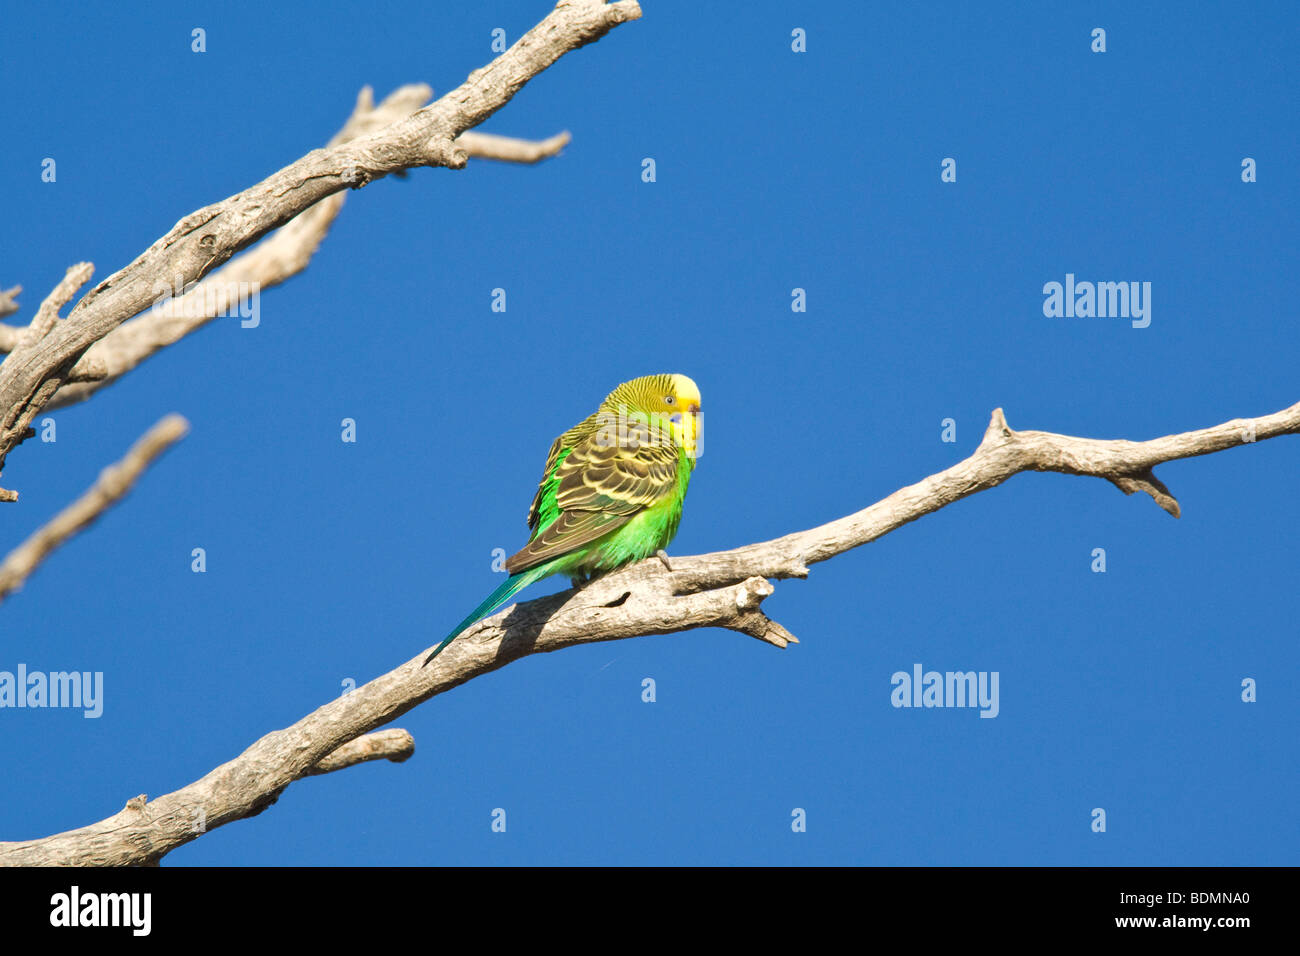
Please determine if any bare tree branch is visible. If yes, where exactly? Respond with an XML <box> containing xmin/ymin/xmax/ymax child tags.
<box><xmin>0</xmin><ymin>98</ymin><xmax>569</xmax><ymax>379</ymax></box>
<box><xmin>456</xmin><ymin>129</ymin><xmax>572</xmax><ymax>163</ymax></box>
<box><xmin>0</xmin><ymin>286</ymin><xmax>24</xmax><ymax>325</ymax></box>
<box><xmin>38</xmin><ymin>90</ymin><xmax>573</xmax><ymax>411</ymax></box>
<box><xmin>0</xmin><ymin>0</ymin><xmax>642</xmax><ymax>493</ymax></box>
<box><xmin>19</xmin><ymin>264</ymin><xmax>95</xmax><ymax>351</ymax></box>
<box><xmin>3</xmin><ymin>399</ymin><xmax>1294</xmax><ymax>866</ymax></box>
<box><xmin>303</xmin><ymin>729</ymin><xmax>415</xmax><ymax>776</ymax></box>
<box><xmin>0</xmin><ymin>269</ymin><xmax>93</xmax><ymax>363</ymax></box>
<box><xmin>29</xmin><ymin>85</ymin><xmax>432</xmax><ymax>411</ymax></box>
<box><xmin>0</xmin><ymin>265</ymin><xmax>97</xmax><ymax>501</ymax></box>
<box><xmin>0</xmin><ymin>414</ymin><xmax>189</xmax><ymax>602</ymax></box>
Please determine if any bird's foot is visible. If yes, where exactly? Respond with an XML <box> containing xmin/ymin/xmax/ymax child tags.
<box><xmin>656</xmin><ymin>549</ymin><xmax>674</xmax><ymax>572</ymax></box>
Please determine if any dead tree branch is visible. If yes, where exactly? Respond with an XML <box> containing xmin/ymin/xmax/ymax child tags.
<box><xmin>303</xmin><ymin>729</ymin><xmax>416</xmax><ymax>777</ymax></box>
<box><xmin>0</xmin><ymin>415</ymin><xmax>189</xmax><ymax>603</ymax></box>
<box><xmin>0</xmin><ymin>287</ymin><xmax>20</xmax><ymax>324</ymax></box>
<box><xmin>2</xmin><ymin>399</ymin><xmax>1294</xmax><ymax>865</ymax></box>
<box><xmin>0</xmin><ymin>0</ymin><xmax>642</xmax><ymax>496</ymax></box>
<box><xmin>0</xmin><ymin>265</ymin><xmax>96</xmax><ymax>502</ymax></box>
<box><xmin>34</xmin><ymin>90</ymin><xmax>571</xmax><ymax>411</ymax></box>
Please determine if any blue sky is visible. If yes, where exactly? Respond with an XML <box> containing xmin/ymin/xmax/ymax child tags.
<box><xmin>1</xmin><ymin>1</ymin><xmax>1296</xmax><ymax>865</ymax></box>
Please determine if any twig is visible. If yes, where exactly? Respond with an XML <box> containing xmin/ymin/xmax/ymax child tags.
<box><xmin>0</xmin><ymin>286</ymin><xmax>21</xmax><ymax>323</ymax></box>
<box><xmin>303</xmin><ymin>730</ymin><xmax>415</xmax><ymax>776</ymax></box>
<box><xmin>19</xmin><ymin>264</ymin><xmax>95</xmax><ymax>349</ymax></box>
<box><xmin>456</xmin><ymin>129</ymin><xmax>571</xmax><ymax>163</ymax></box>
<box><xmin>0</xmin><ymin>414</ymin><xmax>189</xmax><ymax>601</ymax></box>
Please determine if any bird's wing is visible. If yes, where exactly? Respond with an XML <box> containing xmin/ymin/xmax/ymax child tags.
<box><xmin>526</xmin><ymin>433</ymin><xmax>567</xmax><ymax>531</ymax></box>
<box><xmin>506</xmin><ymin>421</ymin><xmax>680</xmax><ymax>574</ymax></box>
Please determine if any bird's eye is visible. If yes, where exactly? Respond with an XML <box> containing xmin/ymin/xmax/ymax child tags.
<box><xmin>664</xmin><ymin>395</ymin><xmax>676</xmax><ymax>405</ymax></box>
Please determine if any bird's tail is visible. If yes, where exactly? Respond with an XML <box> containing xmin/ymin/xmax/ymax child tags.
<box><xmin>424</xmin><ymin>566</ymin><xmax>549</xmax><ymax>664</ymax></box>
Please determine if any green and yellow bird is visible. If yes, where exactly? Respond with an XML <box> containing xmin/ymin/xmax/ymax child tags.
<box><xmin>425</xmin><ymin>374</ymin><xmax>702</xmax><ymax>664</ymax></box>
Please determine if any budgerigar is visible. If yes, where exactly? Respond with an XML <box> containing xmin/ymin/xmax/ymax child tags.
<box><xmin>424</xmin><ymin>373</ymin><xmax>702</xmax><ymax>663</ymax></box>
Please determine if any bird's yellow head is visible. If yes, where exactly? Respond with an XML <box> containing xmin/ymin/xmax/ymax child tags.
<box><xmin>598</xmin><ymin>373</ymin><xmax>702</xmax><ymax>459</ymax></box>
